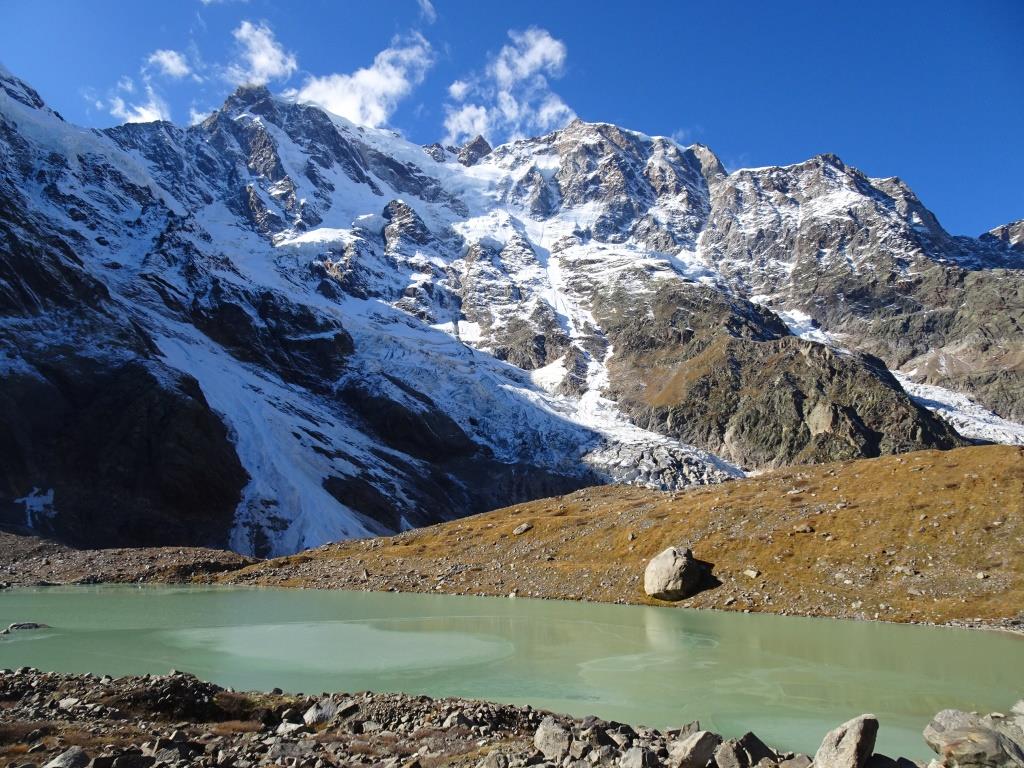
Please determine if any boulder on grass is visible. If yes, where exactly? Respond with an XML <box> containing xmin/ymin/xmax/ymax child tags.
<box><xmin>644</xmin><ymin>547</ymin><xmax>705</xmax><ymax>601</ymax></box>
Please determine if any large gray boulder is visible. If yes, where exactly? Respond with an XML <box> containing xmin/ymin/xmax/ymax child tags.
<box><xmin>814</xmin><ymin>715</ymin><xmax>879</xmax><ymax>768</ymax></box>
<box><xmin>924</xmin><ymin>709</ymin><xmax>1024</xmax><ymax>768</ymax></box>
<box><xmin>668</xmin><ymin>730</ymin><xmax>722</xmax><ymax>768</ymax></box>
<box><xmin>303</xmin><ymin>697</ymin><xmax>339</xmax><ymax>726</ymax></box>
<box><xmin>714</xmin><ymin>740</ymin><xmax>749</xmax><ymax>768</ymax></box>
<box><xmin>644</xmin><ymin>547</ymin><xmax>705</xmax><ymax>600</ymax></box>
<box><xmin>621</xmin><ymin>746</ymin><xmax>659</xmax><ymax>768</ymax></box>
<box><xmin>43</xmin><ymin>748</ymin><xmax>90</xmax><ymax>768</ymax></box>
<box><xmin>535</xmin><ymin>716</ymin><xmax>572</xmax><ymax>761</ymax></box>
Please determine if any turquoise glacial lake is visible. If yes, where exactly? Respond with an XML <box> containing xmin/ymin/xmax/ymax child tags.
<box><xmin>2</xmin><ymin>586</ymin><xmax>1021</xmax><ymax>760</ymax></box>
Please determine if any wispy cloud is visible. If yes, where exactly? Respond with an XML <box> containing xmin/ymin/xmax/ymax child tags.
<box><xmin>147</xmin><ymin>49</ymin><xmax>193</xmax><ymax>79</ymax></box>
<box><xmin>227</xmin><ymin>20</ymin><xmax>298</xmax><ymax>85</ymax></box>
<box><xmin>416</xmin><ymin>0</ymin><xmax>437</xmax><ymax>24</ymax></box>
<box><xmin>288</xmin><ymin>33</ymin><xmax>434</xmax><ymax>127</ymax></box>
<box><xmin>443</xmin><ymin>27</ymin><xmax>575</xmax><ymax>145</ymax></box>
<box><xmin>189</xmin><ymin>105</ymin><xmax>212</xmax><ymax>125</ymax></box>
<box><xmin>448</xmin><ymin>79</ymin><xmax>470</xmax><ymax>100</ymax></box>
<box><xmin>109</xmin><ymin>81</ymin><xmax>170</xmax><ymax>123</ymax></box>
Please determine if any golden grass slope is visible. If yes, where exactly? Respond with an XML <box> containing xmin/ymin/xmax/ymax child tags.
<box><xmin>221</xmin><ymin>445</ymin><xmax>1024</xmax><ymax>626</ymax></box>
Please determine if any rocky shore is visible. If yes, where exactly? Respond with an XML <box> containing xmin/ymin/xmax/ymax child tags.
<box><xmin>0</xmin><ymin>533</ymin><xmax>251</xmax><ymax>590</ymax></box>
<box><xmin>2</xmin><ymin>669</ymin><xmax>1022</xmax><ymax>768</ymax></box>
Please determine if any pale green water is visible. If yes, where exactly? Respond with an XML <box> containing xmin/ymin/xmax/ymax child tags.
<box><xmin>1</xmin><ymin>586</ymin><xmax>1021</xmax><ymax>760</ymax></box>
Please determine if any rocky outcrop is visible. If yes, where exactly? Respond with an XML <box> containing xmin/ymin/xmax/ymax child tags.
<box><xmin>982</xmin><ymin>220</ymin><xmax>1024</xmax><ymax>252</ymax></box>
<box><xmin>604</xmin><ymin>285</ymin><xmax>965</xmax><ymax>469</ymax></box>
<box><xmin>458</xmin><ymin>135</ymin><xmax>493</xmax><ymax>166</ymax></box>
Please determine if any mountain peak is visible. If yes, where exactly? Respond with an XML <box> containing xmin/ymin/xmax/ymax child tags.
<box><xmin>0</xmin><ymin>63</ymin><xmax>50</xmax><ymax>114</ymax></box>
<box><xmin>981</xmin><ymin>219</ymin><xmax>1024</xmax><ymax>251</ymax></box>
<box><xmin>220</xmin><ymin>84</ymin><xmax>276</xmax><ymax>117</ymax></box>
<box><xmin>457</xmin><ymin>135</ymin><xmax>492</xmax><ymax>166</ymax></box>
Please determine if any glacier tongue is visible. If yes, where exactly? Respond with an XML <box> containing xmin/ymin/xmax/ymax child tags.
<box><xmin>892</xmin><ymin>374</ymin><xmax>1024</xmax><ymax>447</ymax></box>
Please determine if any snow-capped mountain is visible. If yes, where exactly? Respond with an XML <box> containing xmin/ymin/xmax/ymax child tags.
<box><xmin>1</xmin><ymin>66</ymin><xmax>1020</xmax><ymax>555</ymax></box>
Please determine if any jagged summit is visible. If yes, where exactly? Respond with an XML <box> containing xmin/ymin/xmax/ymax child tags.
<box><xmin>218</xmin><ymin>83</ymin><xmax>276</xmax><ymax>115</ymax></box>
<box><xmin>0</xmin><ymin>65</ymin><xmax>1021</xmax><ymax>556</ymax></box>
<box><xmin>983</xmin><ymin>219</ymin><xmax>1024</xmax><ymax>251</ymax></box>
<box><xmin>457</xmin><ymin>134</ymin><xmax>492</xmax><ymax>166</ymax></box>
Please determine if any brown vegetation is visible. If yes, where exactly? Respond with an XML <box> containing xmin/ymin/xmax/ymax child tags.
<box><xmin>221</xmin><ymin>445</ymin><xmax>1024</xmax><ymax>626</ymax></box>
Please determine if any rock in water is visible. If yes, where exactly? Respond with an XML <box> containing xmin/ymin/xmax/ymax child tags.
<box><xmin>1</xmin><ymin>622</ymin><xmax>51</xmax><ymax>634</ymax></box>
<box><xmin>534</xmin><ymin>716</ymin><xmax>572</xmax><ymax>761</ymax></box>
<box><xmin>814</xmin><ymin>715</ymin><xmax>879</xmax><ymax>768</ymax></box>
<box><xmin>644</xmin><ymin>547</ymin><xmax>704</xmax><ymax>600</ymax></box>
<box><xmin>43</xmin><ymin>747</ymin><xmax>90</xmax><ymax>768</ymax></box>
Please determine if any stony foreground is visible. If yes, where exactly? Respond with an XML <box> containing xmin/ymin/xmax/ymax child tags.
<box><xmin>1</xmin><ymin>670</ymin><xmax>1022</xmax><ymax>768</ymax></box>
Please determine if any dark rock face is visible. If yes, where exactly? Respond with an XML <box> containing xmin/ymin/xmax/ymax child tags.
<box><xmin>602</xmin><ymin>285</ymin><xmax>964</xmax><ymax>468</ymax></box>
<box><xmin>0</xmin><ymin>358</ymin><xmax>248</xmax><ymax>548</ymax></box>
<box><xmin>190</xmin><ymin>282</ymin><xmax>354</xmax><ymax>391</ymax></box>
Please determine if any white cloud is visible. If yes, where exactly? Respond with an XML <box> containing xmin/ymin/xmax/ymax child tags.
<box><xmin>289</xmin><ymin>33</ymin><xmax>434</xmax><ymax>127</ymax></box>
<box><xmin>489</xmin><ymin>28</ymin><xmax>566</xmax><ymax>89</ymax></box>
<box><xmin>448</xmin><ymin>79</ymin><xmax>470</xmax><ymax>101</ymax></box>
<box><xmin>227</xmin><ymin>20</ymin><xmax>297</xmax><ymax>85</ymax></box>
<box><xmin>417</xmin><ymin>0</ymin><xmax>437</xmax><ymax>23</ymax></box>
<box><xmin>117</xmin><ymin>76</ymin><xmax>135</xmax><ymax>94</ymax></box>
<box><xmin>443</xmin><ymin>104</ymin><xmax>490</xmax><ymax>142</ymax></box>
<box><xmin>109</xmin><ymin>83</ymin><xmax>170</xmax><ymax>123</ymax></box>
<box><xmin>147</xmin><ymin>49</ymin><xmax>192</xmax><ymax>79</ymax></box>
<box><xmin>443</xmin><ymin>27</ymin><xmax>575</xmax><ymax>145</ymax></box>
<box><xmin>189</xmin><ymin>106</ymin><xmax>212</xmax><ymax>125</ymax></box>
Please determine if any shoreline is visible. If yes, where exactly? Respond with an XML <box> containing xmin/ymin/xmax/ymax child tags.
<box><xmin>2</xmin><ymin>445</ymin><xmax>1022</xmax><ymax>634</ymax></box>
<box><xmin>4</xmin><ymin>579</ymin><xmax>1024</xmax><ymax>638</ymax></box>
<box><xmin>2</xmin><ymin>526</ymin><xmax>1022</xmax><ymax>636</ymax></box>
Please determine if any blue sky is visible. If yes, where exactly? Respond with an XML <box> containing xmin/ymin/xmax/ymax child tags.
<box><xmin>1</xmin><ymin>0</ymin><xmax>1021</xmax><ymax>236</ymax></box>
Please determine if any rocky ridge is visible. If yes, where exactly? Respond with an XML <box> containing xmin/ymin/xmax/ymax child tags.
<box><xmin>1</xmin><ymin>65</ymin><xmax>1022</xmax><ymax>554</ymax></box>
